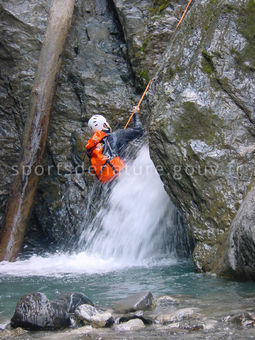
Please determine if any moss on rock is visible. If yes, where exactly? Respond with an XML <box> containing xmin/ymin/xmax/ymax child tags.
<box><xmin>148</xmin><ymin>0</ymin><xmax>172</xmax><ymax>16</ymax></box>
<box><xmin>201</xmin><ymin>50</ymin><xmax>215</xmax><ymax>76</ymax></box>
<box><xmin>237</xmin><ymin>0</ymin><xmax>255</xmax><ymax>69</ymax></box>
<box><xmin>172</xmin><ymin>102</ymin><xmax>220</xmax><ymax>145</ymax></box>
<box><xmin>140</xmin><ymin>69</ymin><xmax>150</xmax><ymax>83</ymax></box>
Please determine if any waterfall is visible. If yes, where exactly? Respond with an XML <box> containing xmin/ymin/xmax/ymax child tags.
<box><xmin>78</xmin><ymin>145</ymin><xmax>186</xmax><ymax>264</ymax></box>
<box><xmin>0</xmin><ymin>145</ymin><xmax>189</xmax><ymax>276</ymax></box>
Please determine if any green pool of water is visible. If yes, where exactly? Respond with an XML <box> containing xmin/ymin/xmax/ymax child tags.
<box><xmin>1</xmin><ymin>259</ymin><xmax>255</xmax><ymax>326</ymax></box>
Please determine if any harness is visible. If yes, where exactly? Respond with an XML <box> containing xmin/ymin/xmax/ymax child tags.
<box><xmin>86</xmin><ymin>131</ymin><xmax>125</xmax><ymax>183</ymax></box>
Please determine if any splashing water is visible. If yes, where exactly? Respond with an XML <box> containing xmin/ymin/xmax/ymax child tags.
<box><xmin>79</xmin><ymin>145</ymin><xmax>178</xmax><ymax>263</ymax></box>
<box><xmin>0</xmin><ymin>145</ymin><xmax>184</xmax><ymax>276</ymax></box>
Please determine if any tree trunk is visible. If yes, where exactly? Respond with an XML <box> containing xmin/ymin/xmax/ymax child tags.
<box><xmin>0</xmin><ymin>0</ymin><xmax>76</xmax><ymax>261</ymax></box>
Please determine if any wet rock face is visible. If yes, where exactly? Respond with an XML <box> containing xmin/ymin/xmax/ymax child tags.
<box><xmin>149</xmin><ymin>0</ymin><xmax>255</xmax><ymax>273</ymax></box>
<box><xmin>0</xmin><ymin>0</ymin><xmax>186</xmax><ymax>251</ymax></box>
<box><xmin>216</xmin><ymin>184</ymin><xmax>255</xmax><ymax>280</ymax></box>
<box><xmin>0</xmin><ymin>0</ymin><xmax>140</xmax><ymax>249</ymax></box>
<box><xmin>2</xmin><ymin>0</ymin><xmax>254</xmax><ymax>279</ymax></box>
<box><xmin>112</xmin><ymin>0</ymin><xmax>187</xmax><ymax>88</ymax></box>
<box><xmin>0</xmin><ymin>0</ymin><xmax>51</xmax><ymax>234</ymax></box>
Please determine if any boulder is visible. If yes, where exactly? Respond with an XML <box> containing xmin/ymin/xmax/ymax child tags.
<box><xmin>156</xmin><ymin>308</ymin><xmax>199</xmax><ymax>324</ymax></box>
<box><xmin>118</xmin><ymin>310</ymin><xmax>153</xmax><ymax>325</ymax></box>
<box><xmin>215</xmin><ymin>185</ymin><xmax>255</xmax><ymax>280</ymax></box>
<box><xmin>159</xmin><ymin>320</ymin><xmax>203</xmax><ymax>331</ymax></box>
<box><xmin>203</xmin><ymin>319</ymin><xmax>218</xmax><ymax>330</ymax></box>
<box><xmin>75</xmin><ymin>304</ymin><xmax>114</xmax><ymax>328</ymax></box>
<box><xmin>11</xmin><ymin>292</ymin><xmax>70</xmax><ymax>330</ymax></box>
<box><xmin>11</xmin><ymin>292</ymin><xmax>93</xmax><ymax>330</ymax></box>
<box><xmin>53</xmin><ymin>292</ymin><xmax>94</xmax><ymax>312</ymax></box>
<box><xmin>224</xmin><ymin>312</ymin><xmax>255</xmax><ymax>328</ymax></box>
<box><xmin>114</xmin><ymin>318</ymin><xmax>145</xmax><ymax>331</ymax></box>
<box><xmin>156</xmin><ymin>295</ymin><xmax>180</xmax><ymax>307</ymax></box>
<box><xmin>114</xmin><ymin>291</ymin><xmax>153</xmax><ymax>313</ymax></box>
<box><xmin>149</xmin><ymin>0</ymin><xmax>255</xmax><ymax>274</ymax></box>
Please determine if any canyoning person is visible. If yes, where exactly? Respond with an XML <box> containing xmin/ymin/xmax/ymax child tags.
<box><xmin>86</xmin><ymin>106</ymin><xmax>143</xmax><ymax>183</ymax></box>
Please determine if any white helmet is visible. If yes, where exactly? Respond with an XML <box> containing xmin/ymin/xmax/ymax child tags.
<box><xmin>88</xmin><ymin>115</ymin><xmax>112</xmax><ymax>134</ymax></box>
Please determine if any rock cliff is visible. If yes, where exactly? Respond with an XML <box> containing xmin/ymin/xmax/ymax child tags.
<box><xmin>149</xmin><ymin>0</ymin><xmax>255</xmax><ymax>276</ymax></box>
<box><xmin>0</xmin><ymin>0</ymin><xmax>183</xmax><ymax>251</ymax></box>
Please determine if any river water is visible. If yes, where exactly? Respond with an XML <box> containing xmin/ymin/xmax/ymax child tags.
<box><xmin>0</xmin><ymin>146</ymin><xmax>255</xmax><ymax>338</ymax></box>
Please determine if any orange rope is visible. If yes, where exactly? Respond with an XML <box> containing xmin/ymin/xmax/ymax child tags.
<box><xmin>124</xmin><ymin>79</ymin><xmax>151</xmax><ymax>129</ymax></box>
<box><xmin>124</xmin><ymin>0</ymin><xmax>193</xmax><ymax>129</ymax></box>
<box><xmin>174</xmin><ymin>0</ymin><xmax>193</xmax><ymax>33</ymax></box>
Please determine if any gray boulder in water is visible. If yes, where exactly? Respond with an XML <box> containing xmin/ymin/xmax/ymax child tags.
<box><xmin>216</xmin><ymin>185</ymin><xmax>255</xmax><ymax>280</ymax></box>
<box><xmin>53</xmin><ymin>292</ymin><xmax>94</xmax><ymax>312</ymax></box>
<box><xmin>114</xmin><ymin>290</ymin><xmax>153</xmax><ymax>313</ymax></box>
<box><xmin>75</xmin><ymin>304</ymin><xmax>114</xmax><ymax>328</ymax></box>
<box><xmin>11</xmin><ymin>292</ymin><xmax>93</xmax><ymax>330</ymax></box>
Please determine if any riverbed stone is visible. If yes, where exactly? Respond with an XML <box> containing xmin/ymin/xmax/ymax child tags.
<box><xmin>114</xmin><ymin>290</ymin><xmax>153</xmax><ymax>313</ymax></box>
<box><xmin>224</xmin><ymin>312</ymin><xmax>255</xmax><ymax>328</ymax></box>
<box><xmin>118</xmin><ymin>310</ymin><xmax>153</xmax><ymax>325</ymax></box>
<box><xmin>53</xmin><ymin>292</ymin><xmax>94</xmax><ymax>312</ymax></box>
<box><xmin>156</xmin><ymin>308</ymin><xmax>199</xmax><ymax>324</ymax></box>
<box><xmin>0</xmin><ymin>327</ymin><xmax>27</xmax><ymax>339</ymax></box>
<box><xmin>11</xmin><ymin>292</ymin><xmax>71</xmax><ymax>330</ymax></box>
<box><xmin>75</xmin><ymin>304</ymin><xmax>114</xmax><ymax>328</ymax></box>
<box><xmin>156</xmin><ymin>295</ymin><xmax>180</xmax><ymax>307</ymax></box>
<box><xmin>114</xmin><ymin>318</ymin><xmax>145</xmax><ymax>331</ymax></box>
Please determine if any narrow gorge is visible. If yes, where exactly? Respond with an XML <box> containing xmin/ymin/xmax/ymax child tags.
<box><xmin>1</xmin><ymin>0</ymin><xmax>255</xmax><ymax>338</ymax></box>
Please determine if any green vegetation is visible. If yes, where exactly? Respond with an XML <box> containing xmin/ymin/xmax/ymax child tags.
<box><xmin>148</xmin><ymin>0</ymin><xmax>171</xmax><ymax>16</ymax></box>
<box><xmin>236</xmin><ymin>0</ymin><xmax>255</xmax><ymax>70</ymax></box>
<box><xmin>166</xmin><ymin>66</ymin><xmax>176</xmax><ymax>79</ymax></box>
<box><xmin>140</xmin><ymin>36</ymin><xmax>150</xmax><ymax>53</ymax></box>
<box><xmin>173</xmin><ymin>101</ymin><xmax>222</xmax><ymax>145</ymax></box>
<box><xmin>201</xmin><ymin>50</ymin><xmax>215</xmax><ymax>76</ymax></box>
<box><xmin>222</xmin><ymin>4</ymin><xmax>236</xmax><ymax>13</ymax></box>
<box><xmin>139</xmin><ymin>69</ymin><xmax>150</xmax><ymax>83</ymax></box>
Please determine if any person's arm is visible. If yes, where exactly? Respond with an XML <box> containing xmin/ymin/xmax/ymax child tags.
<box><xmin>122</xmin><ymin>107</ymin><xmax>143</xmax><ymax>142</ymax></box>
<box><xmin>107</xmin><ymin>108</ymin><xmax>143</xmax><ymax>155</ymax></box>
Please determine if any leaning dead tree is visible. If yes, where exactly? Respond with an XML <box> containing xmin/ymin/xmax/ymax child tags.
<box><xmin>0</xmin><ymin>0</ymin><xmax>76</xmax><ymax>261</ymax></box>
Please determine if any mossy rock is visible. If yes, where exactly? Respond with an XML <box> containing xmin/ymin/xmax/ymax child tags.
<box><xmin>172</xmin><ymin>101</ymin><xmax>222</xmax><ymax>145</ymax></box>
<box><xmin>148</xmin><ymin>0</ymin><xmax>171</xmax><ymax>16</ymax></box>
<box><xmin>236</xmin><ymin>0</ymin><xmax>255</xmax><ymax>69</ymax></box>
<box><xmin>201</xmin><ymin>50</ymin><xmax>215</xmax><ymax>76</ymax></box>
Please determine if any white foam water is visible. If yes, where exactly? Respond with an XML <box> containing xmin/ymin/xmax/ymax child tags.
<box><xmin>0</xmin><ymin>145</ymin><xmax>177</xmax><ymax>277</ymax></box>
<box><xmin>79</xmin><ymin>145</ymin><xmax>176</xmax><ymax>262</ymax></box>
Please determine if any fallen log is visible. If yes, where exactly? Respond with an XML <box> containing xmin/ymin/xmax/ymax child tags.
<box><xmin>0</xmin><ymin>0</ymin><xmax>76</xmax><ymax>261</ymax></box>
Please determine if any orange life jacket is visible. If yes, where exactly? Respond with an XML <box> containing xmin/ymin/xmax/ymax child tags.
<box><xmin>85</xmin><ymin>130</ymin><xmax>125</xmax><ymax>183</ymax></box>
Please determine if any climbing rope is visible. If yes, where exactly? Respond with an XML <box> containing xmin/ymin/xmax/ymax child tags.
<box><xmin>124</xmin><ymin>80</ymin><xmax>151</xmax><ymax>129</ymax></box>
<box><xmin>124</xmin><ymin>0</ymin><xmax>193</xmax><ymax>129</ymax></box>
<box><xmin>173</xmin><ymin>0</ymin><xmax>193</xmax><ymax>33</ymax></box>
